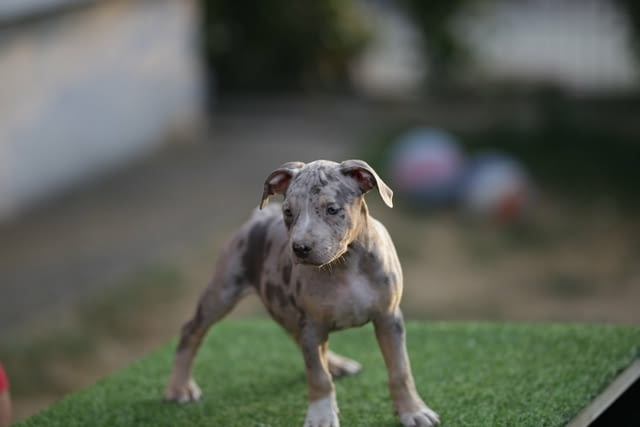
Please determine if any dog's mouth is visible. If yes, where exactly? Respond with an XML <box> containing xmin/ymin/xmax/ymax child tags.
<box><xmin>293</xmin><ymin>247</ymin><xmax>348</xmax><ymax>268</ymax></box>
<box><xmin>292</xmin><ymin>256</ymin><xmax>325</xmax><ymax>267</ymax></box>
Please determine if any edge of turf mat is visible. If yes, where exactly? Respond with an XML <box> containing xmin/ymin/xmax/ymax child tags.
<box><xmin>17</xmin><ymin>320</ymin><xmax>640</xmax><ymax>427</ymax></box>
<box><xmin>567</xmin><ymin>358</ymin><xmax>640</xmax><ymax>426</ymax></box>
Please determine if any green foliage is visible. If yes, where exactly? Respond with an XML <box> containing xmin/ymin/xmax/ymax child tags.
<box><xmin>201</xmin><ymin>0</ymin><xmax>370</xmax><ymax>92</ymax></box>
<box><xmin>614</xmin><ymin>0</ymin><xmax>640</xmax><ymax>61</ymax></box>
<box><xmin>403</xmin><ymin>0</ymin><xmax>474</xmax><ymax>90</ymax></box>
<box><xmin>18</xmin><ymin>321</ymin><xmax>640</xmax><ymax>426</ymax></box>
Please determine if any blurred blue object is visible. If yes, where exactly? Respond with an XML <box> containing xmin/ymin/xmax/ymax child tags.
<box><xmin>388</xmin><ymin>127</ymin><xmax>465</xmax><ymax>208</ymax></box>
<box><xmin>459</xmin><ymin>151</ymin><xmax>531</xmax><ymax>223</ymax></box>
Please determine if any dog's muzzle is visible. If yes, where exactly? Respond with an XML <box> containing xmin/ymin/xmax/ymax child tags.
<box><xmin>292</xmin><ymin>242</ymin><xmax>312</xmax><ymax>259</ymax></box>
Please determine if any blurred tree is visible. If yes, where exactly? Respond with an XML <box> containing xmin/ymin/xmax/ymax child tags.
<box><xmin>402</xmin><ymin>0</ymin><xmax>472</xmax><ymax>93</ymax></box>
<box><xmin>200</xmin><ymin>0</ymin><xmax>370</xmax><ymax>94</ymax></box>
<box><xmin>614</xmin><ymin>0</ymin><xmax>640</xmax><ymax>62</ymax></box>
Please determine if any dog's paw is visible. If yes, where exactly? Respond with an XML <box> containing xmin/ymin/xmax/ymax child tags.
<box><xmin>327</xmin><ymin>351</ymin><xmax>362</xmax><ymax>378</ymax></box>
<box><xmin>399</xmin><ymin>407</ymin><xmax>440</xmax><ymax>427</ymax></box>
<box><xmin>303</xmin><ymin>394</ymin><xmax>339</xmax><ymax>427</ymax></box>
<box><xmin>165</xmin><ymin>378</ymin><xmax>202</xmax><ymax>403</ymax></box>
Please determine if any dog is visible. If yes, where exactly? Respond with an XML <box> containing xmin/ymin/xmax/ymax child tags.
<box><xmin>165</xmin><ymin>159</ymin><xmax>439</xmax><ymax>426</ymax></box>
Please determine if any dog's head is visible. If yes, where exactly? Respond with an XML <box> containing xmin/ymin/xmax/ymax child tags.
<box><xmin>260</xmin><ymin>160</ymin><xmax>393</xmax><ymax>266</ymax></box>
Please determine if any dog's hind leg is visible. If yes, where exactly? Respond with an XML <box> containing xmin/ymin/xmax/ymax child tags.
<box><xmin>327</xmin><ymin>350</ymin><xmax>362</xmax><ymax>378</ymax></box>
<box><xmin>287</xmin><ymin>333</ymin><xmax>362</xmax><ymax>379</ymax></box>
<box><xmin>165</xmin><ymin>235</ymin><xmax>252</xmax><ymax>403</ymax></box>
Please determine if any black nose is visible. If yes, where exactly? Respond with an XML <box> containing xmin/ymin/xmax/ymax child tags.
<box><xmin>292</xmin><ymin>243</ymin><xmax>312</xmax><ymax>258</ymax></box>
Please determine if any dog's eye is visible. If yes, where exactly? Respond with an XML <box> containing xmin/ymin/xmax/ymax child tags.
<box><xmin>326</xmin><ymin>206</ymin><xmax>340</xmax><ymax>216</ymax></box>
<box><xmin>283</xmin><ymin>208</ymin><xmax>293</xmax><ymax>218</ymax></box>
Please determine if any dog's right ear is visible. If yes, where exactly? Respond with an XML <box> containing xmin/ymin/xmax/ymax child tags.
<box><xmin>260</xmin><ymin>161</ymin><xmax>305</xmax><ymax>209</ymax></box>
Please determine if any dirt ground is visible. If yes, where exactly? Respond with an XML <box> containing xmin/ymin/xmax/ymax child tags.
<box><xmin>2</xmin><ymin>97</ymin><xmax>639</xmax><ymax>421</ymax></box>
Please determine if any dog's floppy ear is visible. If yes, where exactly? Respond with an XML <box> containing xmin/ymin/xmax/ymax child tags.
<box><xmin>340</xmin><ymin>159</ymin><xmax>393</xmax><ymax>208</ymax></box>
<box><xmin>260</xmin><ymin>161</ymin><xmax>305</xmax><ymax>209</ymax></box>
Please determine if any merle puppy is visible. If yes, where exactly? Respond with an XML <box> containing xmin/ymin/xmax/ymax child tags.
<box><xmin>166</xmin><ymin>160</ymin><xmax>439</xmax><ymax>427</ymax></box>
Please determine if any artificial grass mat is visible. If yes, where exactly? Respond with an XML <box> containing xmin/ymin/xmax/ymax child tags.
<box><xmin>18</xmin><ymin>320</ymin><xmax>640</xmax><ymax>426</ymax></box>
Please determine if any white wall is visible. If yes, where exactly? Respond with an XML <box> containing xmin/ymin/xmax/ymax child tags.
<box><xmin>0</xmin><ymin>0</ymin><xmax>203</xmax><ymax>221</ymax></box>
<box><xmin>455</xmin><ymin>0</ymin><xmax>639</xmax><ymax>93</ymax></box>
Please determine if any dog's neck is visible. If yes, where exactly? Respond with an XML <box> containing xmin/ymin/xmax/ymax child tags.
<box><xmin>346</xmin><ymin>198</ymin><xmax>376</xmax><ymax>254</ymax></box>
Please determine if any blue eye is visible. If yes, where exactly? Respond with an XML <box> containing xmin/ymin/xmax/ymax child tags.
<box><xmin>326</xmin><ymin>206</ymin><xmax>340</xmax><ymax>215</ymax></box>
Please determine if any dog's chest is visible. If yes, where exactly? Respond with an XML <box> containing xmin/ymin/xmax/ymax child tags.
<box><xmin>330</xmin><ymin>273</ymin><xmax>377</xmax><ymax>330</ymax></box>
<box><xmin>296</xmin><ymin>268</ymin><xmax>381</xmax><ymax>331</ymax></box>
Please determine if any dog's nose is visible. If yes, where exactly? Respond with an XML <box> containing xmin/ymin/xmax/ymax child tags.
<box><xmin>292</xmin><ymin>242</ymin><xmax>312</xmax><ymax>258</ymax></box>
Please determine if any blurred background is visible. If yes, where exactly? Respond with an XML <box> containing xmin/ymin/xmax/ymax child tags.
<box><xmin>1</xmin><ymin>0</ymin><xmax>639</xmax><ymax>421</ymax></box>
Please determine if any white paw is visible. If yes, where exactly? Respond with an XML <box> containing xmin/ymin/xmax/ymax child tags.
<box><xmin>165</xmin><ymin>378</ymin><xmax>202</xmax><ymax>403</ymax></box>
<box><xmin>399</xmin><ymin>407</ymin><xmax>440</xmax><ymax>427</ymax></box>
<box><xmin>303</xmin><ymin>394</ymin><xmax>339</xmax><ymax>427</ymax></box>
<box><xmin>337</xmin><ymin>358</ymin><xmax>362</xmax><ymax>376</ymax></box>
<box><xmin>327</xmin><ymin>351</ymin><xmax>362</xmax><ymax>378</ymax></box>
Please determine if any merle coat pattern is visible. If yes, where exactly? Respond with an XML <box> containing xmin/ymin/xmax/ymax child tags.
<box><xmin>165</xmin><ymin>160</ymin><xmax>439</xmax><ymax>427</ymax></box>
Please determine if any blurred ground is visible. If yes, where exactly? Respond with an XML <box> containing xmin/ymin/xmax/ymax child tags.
<box><xmin>1</xmin><ymin>97</ymin><xmax>639</xmax><ymax>421</ymax></box>
<box><xmin>0</xmin><ymin>97</ymin><xmax>358</xmax><ymax>336</ymax></box>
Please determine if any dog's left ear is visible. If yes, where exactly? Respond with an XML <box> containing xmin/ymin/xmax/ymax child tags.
<box><xmin>340</xmin><ymin>159</ymin><xmax>393</xmax><ymax>208</ymax></box>
<box><xmin>260</xmin><ymin>161</ymin><xmax>305</xmax><ymax>209</ymax></box>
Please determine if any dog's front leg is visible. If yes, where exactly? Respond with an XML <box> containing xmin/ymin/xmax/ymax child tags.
<box><xmin>299</xmin><ymin>322</ymin><xmax>339</xmax><ymax>427</ymax></box>
<box><xmin>374</xmin><ymin>310</ymin><xmax>440</xmax><ymax>427</ymax></box>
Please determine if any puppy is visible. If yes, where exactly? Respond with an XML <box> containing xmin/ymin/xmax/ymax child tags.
<box><xmin>166</xmin><ymin>160</ymin><xmax>439</xmax><ymax>426</ymax></box>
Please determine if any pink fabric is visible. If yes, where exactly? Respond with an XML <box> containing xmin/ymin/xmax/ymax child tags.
<box><xmin>0</xmin><ymin>363</ymin><xmax>8</xmax><ymax>393</ymax></box>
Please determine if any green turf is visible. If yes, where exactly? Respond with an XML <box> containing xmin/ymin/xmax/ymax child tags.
<box><xmin>17</xmin><ymin>320</ymin><xmax>640</xmax><ymax>427</ymax></box>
